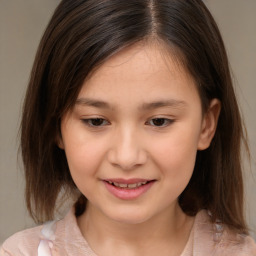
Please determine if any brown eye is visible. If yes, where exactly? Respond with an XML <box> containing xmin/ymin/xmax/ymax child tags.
<box><xmin>82</xmin><ymin>118</ymin><xmax>109</xmax><ymax>127</ymax></box>
<box><xmin>147</xmin><ymin>118</ymin><xmax>173</xmax><ymax>127</ymax></box>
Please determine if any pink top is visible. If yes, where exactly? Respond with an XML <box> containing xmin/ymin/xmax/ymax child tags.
<box><xmin>1</xmin><ymin>208</ymin><xmax>256</xmax><ymax>256</ymax></box>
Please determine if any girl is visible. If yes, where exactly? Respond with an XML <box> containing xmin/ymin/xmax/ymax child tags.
<box><xmin>1</xmin><ymin>0</ymin><xmax>256</xmax><ymax>255</ymax></box>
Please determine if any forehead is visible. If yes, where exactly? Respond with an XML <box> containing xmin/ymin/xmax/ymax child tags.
<box><xmin>78</xmin><ymin>42</ymin><xmax>199</xmax><ymax>106</ymax></box>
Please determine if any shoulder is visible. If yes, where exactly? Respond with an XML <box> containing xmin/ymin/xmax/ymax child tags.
<box><xmin>216</xmin><ymin>229</ymin><xmax>256</xmax><ymax>256</ymax></box>
<box><xmin>1</xmin><ymin>224</ymin><xmax>44</xmax><ymax>255</ymax></box>
<box><xmin>0</xmin><ymin>207</ymin><xmax>94</xmax><ymax>256</ymax></box>
<box><xmin>1</xmin><ymin>219</ymin><xmax>62</xmax><ymax>256</ymax></box>
<box><xmin>193</xmin><ymin>210</ymin><xmax>256</xmax><ymax>256</ymax></box>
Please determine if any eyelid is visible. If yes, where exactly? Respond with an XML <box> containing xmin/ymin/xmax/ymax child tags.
<box><xmin>81</xmin><ymin>117</ymin><xmax>110</xmax><ymax>127</ymax></box>
<box><xmin>145</xmin><ymin>117</ymin><xmax>175</xmax><ymax>127</ymax></box>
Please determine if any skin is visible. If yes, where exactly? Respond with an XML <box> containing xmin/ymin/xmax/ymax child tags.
<box><xmin>59</xmin><ymin>41</ymin><xmax>220</xmax><ymax>256</ymax></box>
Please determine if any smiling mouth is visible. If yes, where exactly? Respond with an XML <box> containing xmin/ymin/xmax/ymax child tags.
<box><xmin>106</xmin><ymin>180</ymin><xmax>150</xmax><ymax>189</ymax></box>
<box><xmin>103</xmin><ymin>179</ymin><xmax>155</xmax><ymax>199</ymax></box>
<box><xmin>105</xmin><ymin>180</ymin><xmax>154</xmax><ymax>189</ymax></box>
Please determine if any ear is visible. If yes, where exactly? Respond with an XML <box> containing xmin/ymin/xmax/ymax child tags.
<box><xmin>197</xmin><ymin>98</ymin><xmax>221</xmax><ymax>150</ymax></box>
<box><xmin>56</xmin><ymin>130</ymin><xmax>65</xmax><ymax>150</ymax></box>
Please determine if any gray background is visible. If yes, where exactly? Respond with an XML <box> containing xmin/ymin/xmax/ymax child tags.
<box><xmin>0</xmin><ymin>0</ymin><xmax>255</xmax><ymax>244</ymax></box>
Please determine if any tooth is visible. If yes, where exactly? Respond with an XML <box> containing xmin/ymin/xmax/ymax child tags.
<box><xmin>128</xmin><ymin>183</ymin><xmax>137</xmax><ymax>188</ymax></box>
<box><xmin>111</xmin><ymin>181</ymin><xmax>148</xmax><ymax>188</ymax></box>
<box><xmin>119</xmin><ymin>183</ymin><xmax>128</xmax><ymax>188</ymax></box>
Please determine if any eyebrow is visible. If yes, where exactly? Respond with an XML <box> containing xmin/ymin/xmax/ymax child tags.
<box><xmin>76</xmin><ymin>98</ymin><xmax>111</xmax><ymax>109</ymax></box>
<box><xmin>140</xmin><ymin>99</ymin><xmax>187</xmax><ymax>110</ymax></box>
<box><xmin>75</xmin><ymin>98</ymin><xmax>187</xmax><ymax>110</ymax></box>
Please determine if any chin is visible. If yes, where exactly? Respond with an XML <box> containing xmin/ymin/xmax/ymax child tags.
<box><xmin>106</xmin><ymin>208</ymin><xmax>152</xmax><ymax>225</ymax></box>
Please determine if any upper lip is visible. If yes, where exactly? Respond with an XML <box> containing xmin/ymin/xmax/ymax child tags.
<box><xmin>103</xmin><ymin>178</ymin><xmax>154</xmax><ymax>184</ymax></box>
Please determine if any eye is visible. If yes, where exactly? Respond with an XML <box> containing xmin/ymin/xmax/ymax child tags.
<box><xmin>147</xmin><ymin>118</ymin><xmax>174</xmax><ymax>127</ymax></box>
<box><xmin>82</xmin><ymin>118</ymin><xmax>110</xmax><ymax>127</ymax></box>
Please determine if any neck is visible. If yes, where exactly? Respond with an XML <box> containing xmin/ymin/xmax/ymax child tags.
<box><xmin>77</xmin><ymin>202</ymin><xmax>194</xmax><ymax>256</ymax></box>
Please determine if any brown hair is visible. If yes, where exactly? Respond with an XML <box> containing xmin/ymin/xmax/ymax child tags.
<box><xmin>21</xmin><ymin>0</ymin><xmax>249</xmax><ymax>234</ymax></box>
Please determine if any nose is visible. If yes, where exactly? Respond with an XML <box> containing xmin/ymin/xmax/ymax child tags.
<box><xmin>107</xmin><ymin>127</ymin><xmax>147</xmax><ymax>170</ymax></box>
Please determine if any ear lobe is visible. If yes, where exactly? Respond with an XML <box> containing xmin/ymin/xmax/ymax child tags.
<box><xmin>197</xmin><ymin>99</ymin><xmax>221</xmax><ymax>150</ymax></box>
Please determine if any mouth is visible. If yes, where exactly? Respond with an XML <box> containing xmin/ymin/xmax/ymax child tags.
<box><xmin>105</xmin><ymin>180</ymin><xmax>151</xmax><ymax>189</ymax></box>
<box><xmin>103</xmin><ymin>178</ymin><xmax>156</xmax><ymax>200</ymax></box>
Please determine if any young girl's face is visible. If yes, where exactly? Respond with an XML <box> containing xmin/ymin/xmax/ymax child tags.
<box><xmin>60</xmin><ymin>42</ymin><xmax>216</xmax><ymax>224</ymax></box>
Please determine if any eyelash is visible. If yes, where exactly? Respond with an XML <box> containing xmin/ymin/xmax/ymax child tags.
<box><xmin>81</xmin><ymin>117</ymin><xmax>174</xmax><ymax>128</ymax></box>
<box><xmin>81</xmin><ymin>118</ymin><xmax>110</xmax><ymax>127</ymax></box>
<box><xmin>145</xmin><ymin>118</ymin><xmax>174</xmax><ymax>127</ymax></box>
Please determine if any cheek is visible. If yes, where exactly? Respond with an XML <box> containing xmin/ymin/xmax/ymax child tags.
<box><xmin>63</xmin><ymin>137</ymin><xmax>107</xmax><ymax>198</ymax></box>
<box><xmin>150</xmin><ymin>126</ymin><xmax>200</xmax><ymax>177</ymax></box>
<box><xmin>63</xmin><ymin>132</ymin><xmax>106</xmax><ymax>179</ymax></box>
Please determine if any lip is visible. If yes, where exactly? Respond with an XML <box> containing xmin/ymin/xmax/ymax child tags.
<box><xmin>103</xmin><ymin>178</ymin><xmax>155</xmax><ymax>200</ymax></box>
<box><xmin>104</xmin><ymin>178</ymin><xmax>150</xmax><ymax>184</ymax></box>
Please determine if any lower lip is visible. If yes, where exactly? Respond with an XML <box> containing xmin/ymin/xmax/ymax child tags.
<box><xmin>104</xmin><ymin>181</ymin><xmax>155</xmax><ymax>200</ymax></box>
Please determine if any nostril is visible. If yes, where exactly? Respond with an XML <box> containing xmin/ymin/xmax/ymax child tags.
<box><xmin>107</xmin><ymin>146</ymin><xmax>147</xmax><ymax>170</ymax></box>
